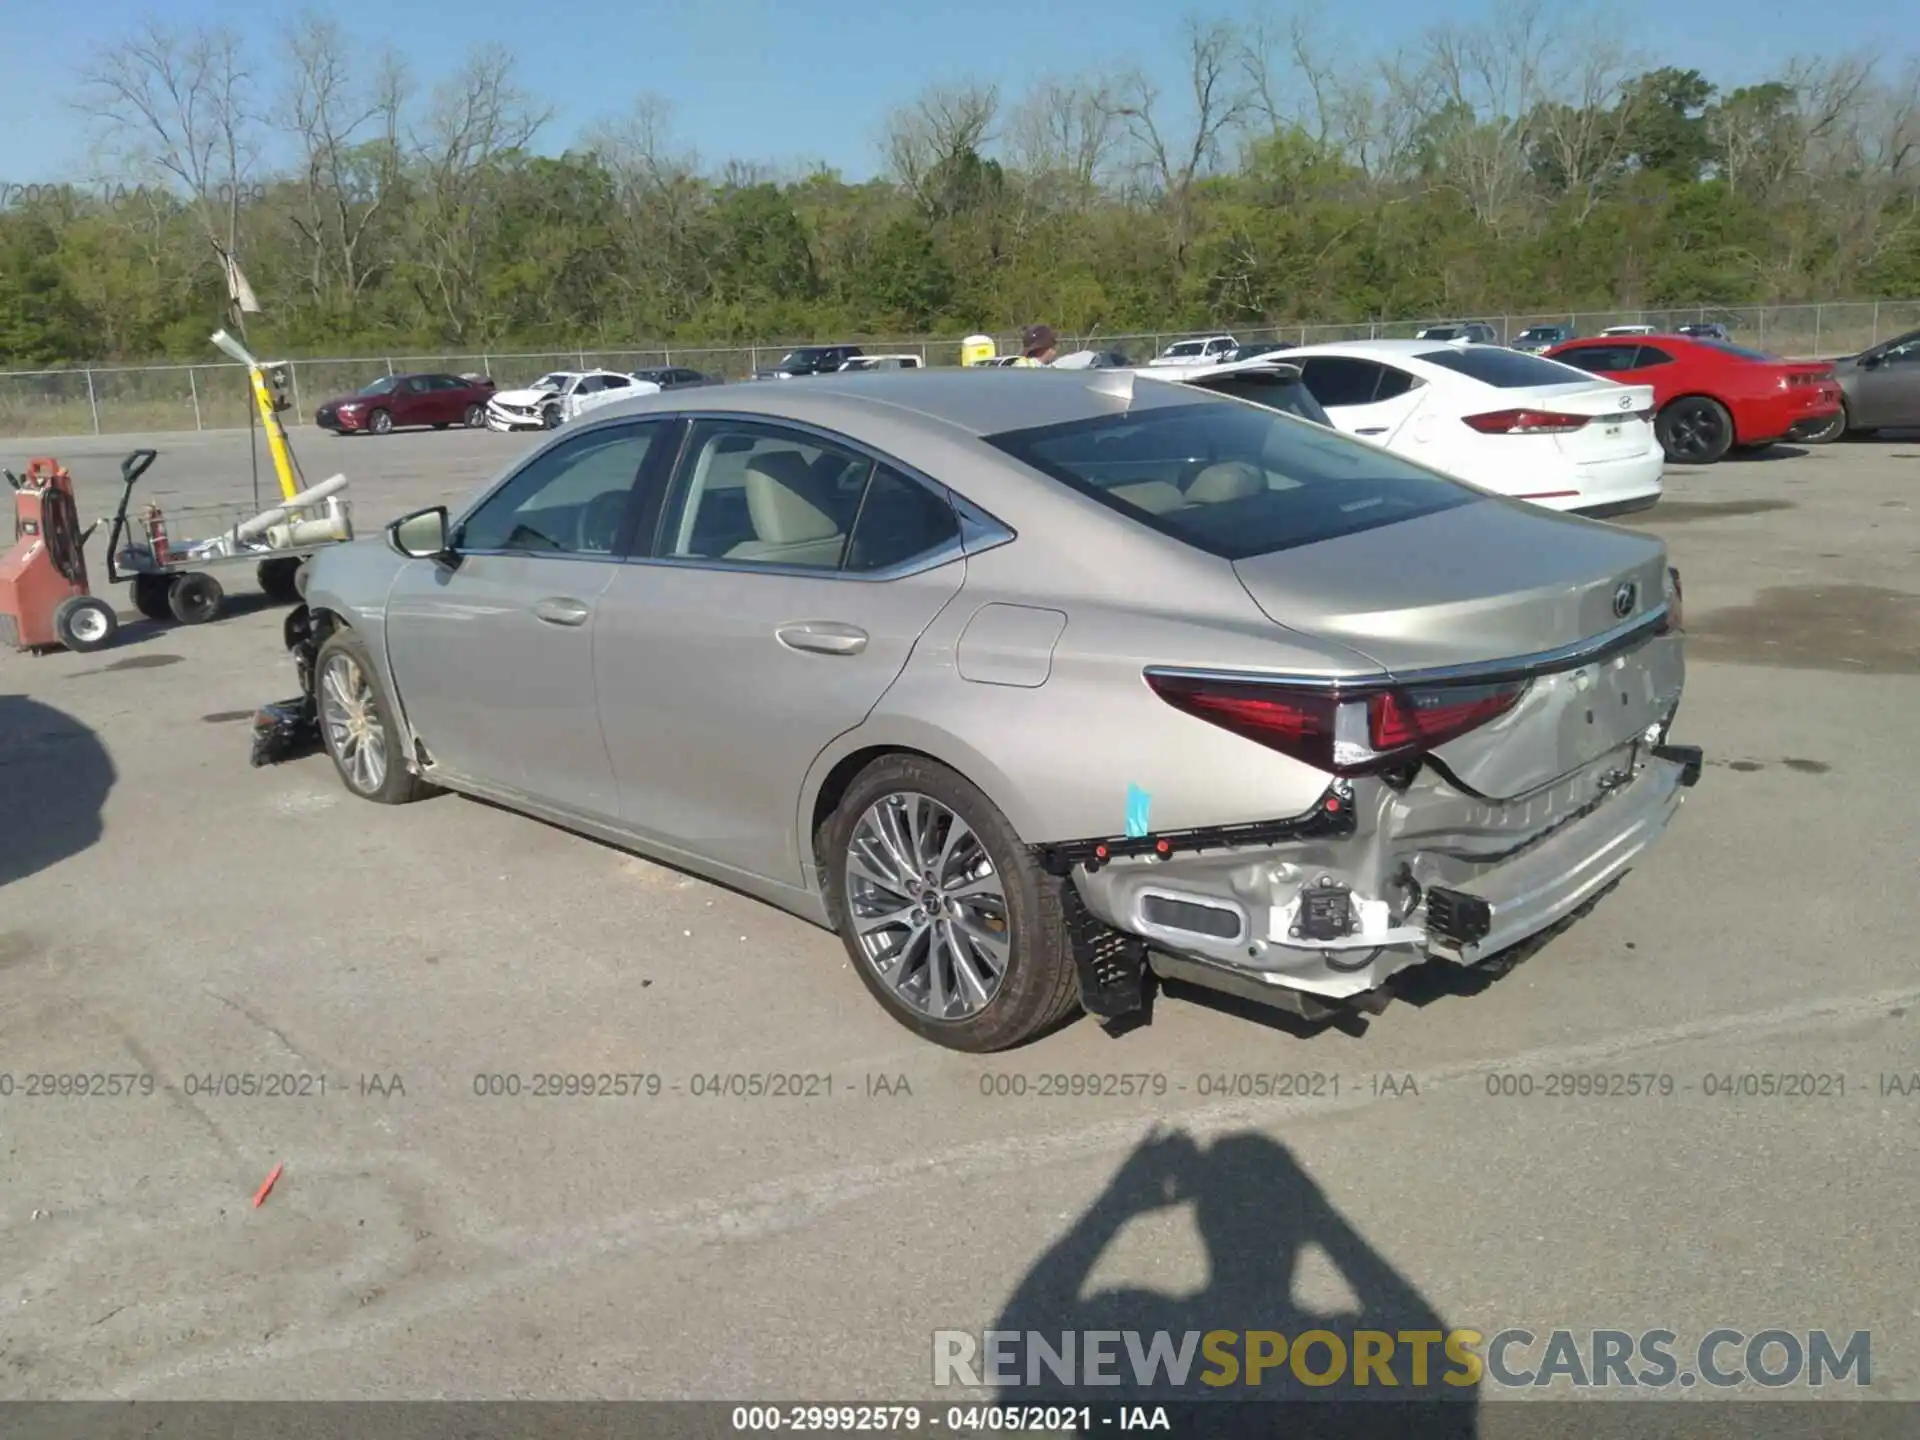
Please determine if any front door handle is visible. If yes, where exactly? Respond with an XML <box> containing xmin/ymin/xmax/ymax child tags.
<box><xmin>1355</xmin><ymin>426</ymin><xmax>1387</xmax><ymax>435</ymax></box>
<box><xmin>776</xmin><ymin>621</ymin><xmax>868</xmax><ymax>656</ymax></box>
<box><xmin>532</xmin><ymin>596</ymin><xmax>591</xmax><ymax>626</ymax></box>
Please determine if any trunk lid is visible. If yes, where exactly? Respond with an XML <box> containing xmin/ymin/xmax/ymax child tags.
<box><xmin>1491</xmin><ymin>380</ymin><xmax>1656</xmax><ymax>463</ymax></box>
<box><xmin>1231</xmin><ymin>500</ymin><xmax>1680</xmax><ymax>799</ymax></box>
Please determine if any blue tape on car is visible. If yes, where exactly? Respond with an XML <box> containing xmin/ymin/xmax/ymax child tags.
<box><xmin>1125</xmin><ymin>784</ymin><xmax>1152</xmax><ymax>838</ymax></box>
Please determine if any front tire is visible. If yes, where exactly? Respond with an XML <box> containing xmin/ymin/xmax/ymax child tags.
<box><xmin>822</xmin><ymin>755</ymin><xmax>1079</xmax><ymax>1052</ymax></box>
<box><xmin>314</xmin><ymin>630</ymin><xmax>430</xmax><ymax>804</ymax></box>
<box><xmin>368</xmin><ymin>408</ymin><xmax>394</xmax><ymax>436</ymax></box>
<box><xmin>53</xmin><ymin>594</ymin><xmax>118</xmax><ymax>652</ymax></box>
<box><xmin>542</xmin><ymin>404</ymin><xmax>563</xmax><ymax>430</ymax></box>
<box><xmin>464</xmin><ymin>403</ymin><xmax>486</xmax><ymax>427</ymax></box>
<box><xmin>1656</xmin><ymin>396</ymin><xmax>1735</xmax><ymax>464</ymax></box>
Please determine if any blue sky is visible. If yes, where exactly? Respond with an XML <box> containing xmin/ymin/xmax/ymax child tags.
<box><xmin>4</xmin><ymin>0</ymin><xmax>1906</xmax><ymax>186</ymax></box>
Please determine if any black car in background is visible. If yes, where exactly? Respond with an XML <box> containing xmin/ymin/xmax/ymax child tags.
<box><xmin>632</xmin><ymin>366</ymin><xmax>722</xmax><ymax>388</ymax></box>
<box><xmin>1510</xmin><ymin>324</ymin><xmax>1574</xmax><ymax>354</ymax></box>
<box><xmin>753</xmin><ymin>345</ymin><xmax>864</xmax><ymax>379</ymax></box>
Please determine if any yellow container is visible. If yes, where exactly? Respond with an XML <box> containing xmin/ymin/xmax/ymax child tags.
<box><xmin>960</xmin><ymin>335</ymin><xmax>997</xmax><ymax>367</ymax></box>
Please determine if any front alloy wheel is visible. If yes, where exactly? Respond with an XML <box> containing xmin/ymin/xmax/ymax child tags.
<box><xmin>846</xmin><ymin>792</ymin><xmax>1011</xmax><ymax>1020</ymax></box>
<box><xmin>319</xmin><ymin>648</ymin><xmax>390</xmax><ymax>796</ymax></box>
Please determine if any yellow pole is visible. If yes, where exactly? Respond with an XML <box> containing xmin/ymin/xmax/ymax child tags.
<box><xmin>247</xmin><ymin>363</ymin><xmax>299</xmax><ymax>503</ymax></box>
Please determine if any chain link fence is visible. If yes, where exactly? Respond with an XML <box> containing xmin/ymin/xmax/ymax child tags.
<box><xmin>3</xmin><ymin>300</ymin><xmax>1916</xmax><ymax>439</ymax></box>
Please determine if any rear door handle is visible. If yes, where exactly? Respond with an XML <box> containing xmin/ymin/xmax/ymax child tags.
<box><xmin>776</xmin><ymin>621</ymin><xmax>868</xmax><ymax>656</ymax></box>
<box><xmin>532</xmin><ymin>597</ymin><xmax>592</xmax><ymax>626</ymax></box>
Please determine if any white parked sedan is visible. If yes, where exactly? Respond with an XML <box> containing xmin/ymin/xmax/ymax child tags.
<box><xmin>1253</xmin><ymin>341</ymin><xmax>1663</xmax><ymax>517</ymax></box>
<box><xmin>485</xmin><ymin>370</ymin><xmax>663</xmax><ymax>432</ymax></box>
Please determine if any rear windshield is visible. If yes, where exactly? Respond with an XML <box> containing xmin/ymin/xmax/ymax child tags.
<box><xmin>1416</xmin><ymin>347</ymin><xmax>1597</xmax><ymax>387</ymax></box>
<box><xmin>1696</xmin><ymin>339</ymin><xmax>1776</xmax><ymax>362</ymax></box>
<box><xmin>984</xmin><ymin>400</ymin><xmax>1478</xmax><ymax>561</ymax></box>
<box><xmin>1191</xmin><ymin>372</ymin><xmax>1332</xmax><ymax>427</ymax></box>
<box><xmin>1164</xmin><ymin>341</ymin><xmax>1205</xmax><ymax>356</ymax></box>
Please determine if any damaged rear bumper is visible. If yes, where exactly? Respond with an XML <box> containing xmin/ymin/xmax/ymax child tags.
<box><xmin>1058</xmin><ymin>739</ymin><xmax>1701</xmax><ymax>1019</ymax></box>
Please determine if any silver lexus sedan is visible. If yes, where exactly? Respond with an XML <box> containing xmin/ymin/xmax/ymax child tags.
<box><xmin>288</xmin><ymin>367</ymin><xmax>1701</xmax><ymax>1051</ymax></box>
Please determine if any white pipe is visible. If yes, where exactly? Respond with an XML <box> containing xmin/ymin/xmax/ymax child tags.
<box><xmin>266</xmin><ymin>516</ymin><xmax>351</xmax><ymax>548</ymax></box>
<box><xmin>231</xmin><ymin>474</ymin><xmax>349</xmax><ymax>542</ymax></box>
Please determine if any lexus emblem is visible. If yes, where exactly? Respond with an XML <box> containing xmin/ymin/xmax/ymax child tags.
<box><xmin>1612</xmin><ymin>582</ymin><xmax>1637</xmax><ymax>618</ymax></box>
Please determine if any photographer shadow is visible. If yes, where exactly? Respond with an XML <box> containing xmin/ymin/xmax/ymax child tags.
<box><xmin>991</xmin><ymin>1129</ymin><xmax>1479</xmax><ymax>1438</ymax></box>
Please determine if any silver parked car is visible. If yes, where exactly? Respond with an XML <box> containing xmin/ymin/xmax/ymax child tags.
<box><xmin>290</xmin><ymin>368</ymin><xmax>1701</xmax><ymax>1051</ymax></box>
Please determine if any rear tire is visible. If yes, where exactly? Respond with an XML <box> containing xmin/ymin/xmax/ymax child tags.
<box><xmin>1656</xmin><ymin>396</ymin><xmax>1734</xmax><ymax>464</ymax></box>
<box><xmin>167</xmin><ymin>572</ymin><xmax>224</xmax><ymax>624</ymax></box>
<box><xmin>257</xmin><ymin>557</ymin><xmax>302</xmax><ymax>603</ymax></box>
<box><xmin>53</xmin><ymin>595</ymin><xmax>118</xmax><ymax>652</ymax></box>
<box><xmin>822</xmin><ymin>754</ymin><xmax>1079</xmax><ymax>1052</ymax></box>
<box><xmin>131</xmin><ymin>573</ymin><xmax>172</xmax><ymax>621</ymax></box>
<box><xmin>313</xmin><ymin>629</ymin><xmax>431</xmax><ymax>805</ymax></box>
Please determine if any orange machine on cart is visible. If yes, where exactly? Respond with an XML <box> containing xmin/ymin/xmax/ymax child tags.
<box><xmin>0</xmin><ymin>457</ymin><xmax>119</xmax><ymax>653</ymax></box>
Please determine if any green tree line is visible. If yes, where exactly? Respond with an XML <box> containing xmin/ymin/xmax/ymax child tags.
<box><xmin>3</xmin><ymin>4</ymin><xmax>1918</xmax><ymax>366</ymax></box>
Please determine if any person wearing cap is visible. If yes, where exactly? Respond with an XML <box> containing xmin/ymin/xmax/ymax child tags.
<box><xmin>1011</xmin><ymin>324</ymin><xmax>1059</xmax><ymax>366</ymax></box>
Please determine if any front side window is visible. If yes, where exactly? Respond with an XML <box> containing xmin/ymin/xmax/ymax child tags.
<box><xmin>986</xmin><ymin>399</ymin><xmax>1478</xmax><ymax>562</ymax></box>
<box><xmin>457</xmin><ymin>422</ymin><xmax>662</xmax><ymax>555</ymax></box>
<box><xmin>1164</xmin><ymin>341</ymin><xmax>1206</xmax><ymax>358</ymax></box>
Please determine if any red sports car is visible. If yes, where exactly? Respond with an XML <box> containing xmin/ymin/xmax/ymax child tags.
<box><xmin>315</xmin><ymin>372</ymin><xmax>496</xmax><ymax>436</ymax></box>
<box><xmin>1543</xmin><ymin>335</ymin><xmax>1842</xmax><ymax>464</ymax></box>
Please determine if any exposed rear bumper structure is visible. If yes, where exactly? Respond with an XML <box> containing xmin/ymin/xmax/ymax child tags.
<box><xmin>1058</xmin><ymin>736</ymin><xmax>1701</xmax><ymax>1022</ymax></box>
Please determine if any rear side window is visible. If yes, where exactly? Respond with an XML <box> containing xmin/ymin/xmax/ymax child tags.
<box><xmin>1415</xmin><ymin>347</ymin><xmax>1598</xmax><ymax>387</ymax></box>
<box><xmin>1295</xmin><ymin>356</ymin><xmax>1385</xmax><ymax>407</ymax></box>
<box><xmin>1695</xmin><ymin>339</ymin><xmax>1777</xmax><ymax>362</ymax></box>
<box><xmin>845</xmin><ymin>466</ymin><xmax>962</xmax><ymax>572</ymax></box>
<box><xmin>1548</xmin><ymin>346</ymin><xmax>1637</xmax><ymax>374</ymax></box>
<box><xmin>985</xmin><ymin>400</ymin><xmax>1478</xmax><ymax>562</ymax></box>
<box><xmin>1634</xmin><ymin>346</ymin><xmax>1676</xmax><ymax>368</ymax></box>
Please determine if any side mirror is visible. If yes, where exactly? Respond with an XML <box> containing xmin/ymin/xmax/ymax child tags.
<box><xmin>389</xmin><ymin>505</ymin><xmax>453</xmax><ymax>561</ymax></box>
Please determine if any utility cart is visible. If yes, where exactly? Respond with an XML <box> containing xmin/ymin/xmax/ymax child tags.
<box><xmin>105</xmin><ymin>448</ymin><xmax>355</xmax><ymax>625</ymax></box>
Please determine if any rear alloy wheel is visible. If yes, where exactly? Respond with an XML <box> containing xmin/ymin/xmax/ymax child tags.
<box><xmin>1796</xmin><ymin>406</ymin><xmax>1847</xmax><ymax>445</ymax></box>
<box><xmin>464</xmin><ymin>402</ymin><xmax>486</xmax><ymax>427</ymax></box>
<box><xmin>1656</xmin><ymin>396</ymin><xmax>1735</xmax><ymax>464</ymax></box>
<box><xmin>368</xmin><ymin>407</ymin><xmax>394</xmax><ymax>435</ymax></box>
<box><xmin>314</xmin><ymin>631</ymin><xmax>430</xmax><ymax>805</ymax></box>
<box><xmin>824</xmin><ymin>755</ymin><xmax>1078</xmax><ymax>1052</ymax></box>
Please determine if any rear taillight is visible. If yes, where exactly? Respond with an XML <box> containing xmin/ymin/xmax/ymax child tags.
<box><xmin>1463</xmin><ymin>409</ymin><xmax>1591</xmax><ymax>434</ymax></box>
<box><xmin>1146</xmin><ymin>673</ymin><xmax>1528</xmax><ymax>776</ymax></box>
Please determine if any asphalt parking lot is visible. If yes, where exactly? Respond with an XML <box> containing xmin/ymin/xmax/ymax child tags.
<box><xmin>2</xmin><ymin>421</ymin><xmax>1917</xmax><ymax>1407</ymax></box>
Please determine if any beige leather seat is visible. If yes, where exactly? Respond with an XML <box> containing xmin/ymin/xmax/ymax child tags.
<box><xmin>1184</xmin><ymin>461</ymin><xmax>1266</xmax><ymax>504</ymax></box>
<box><xmin>1110</xmin><ymin>480</ymin><xmax>1188</xmax><ymax>515</ymax></box>
<box><xmin>726</xmin><ymin>450</ymin><xmax>849</xmax><ymax>567</ymax></box>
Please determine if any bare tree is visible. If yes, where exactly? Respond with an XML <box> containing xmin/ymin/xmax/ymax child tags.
<box><xmin>404</xmin><ymin>45</ymin><xmax>549</xmax><ymax>340</ymax></box>
<box><xmin>880</xmin><ymin>81</ymin><xmax>999</xmax><ymax>206</ymax></box>
<box><xmin>1527</xmin><ymin>22</ymin><xmax>1644</xmax><ymax>220</ymax></box>
<box><xmin>1109</xmin><ymin>19</ymin><xmax>1254</xmax><ymax>262</ymax></box>
<box><xmin>1005</xmin><ymin>76</ymin><xmax>1119</xmax><ymax>197</ymax></box>
<box><xmin>76</xmin><ymin>21</ymin><xmax>262</xmax><ymax>324</ymax></box>
<box><xmin>1416</xmin><ymin>1</ymin><xmax>1558</xmax><ymax>230</ymax></box>
<box><xmin>284</xmin><ymin>17</ymin><xmax>409</xmax><ymax>308</ymax></box>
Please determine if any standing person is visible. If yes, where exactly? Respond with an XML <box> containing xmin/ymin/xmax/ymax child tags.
<box><xmin>1011</xmin><ymin>324</ymin><xmax>1059</xmax><ymax>366</ymax></box>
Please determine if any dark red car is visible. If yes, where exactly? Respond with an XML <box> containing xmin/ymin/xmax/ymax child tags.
<box><xmin>1543</xmin><ymin>335</ymin><xmax>1842</xmax><ymax>464</ymax></box>
<box><xmin>315</xmin><ymin>372</ymin><xmax>496</xmax><ymax>436</ymax></box>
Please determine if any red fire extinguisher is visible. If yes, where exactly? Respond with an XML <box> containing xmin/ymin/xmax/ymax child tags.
<box><xmin>145</xmin><ymin>503</ymin><xmax>170</xmax><ymax>566</ymax></box>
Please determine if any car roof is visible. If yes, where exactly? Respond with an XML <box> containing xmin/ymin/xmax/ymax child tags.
<box><xmin>1133</xmin><ymin>354</ymin><xmax>1305</xmax><ymax>385</ymax></box>
<box><xmin>583</xmin><ymin>366</ymin><xmax>1211</xmax><ymax>437</ymax></box>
